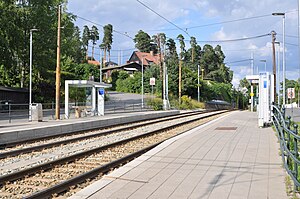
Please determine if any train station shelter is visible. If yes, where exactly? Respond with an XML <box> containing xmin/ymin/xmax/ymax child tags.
<box><xmin>64</xmin><ymin>80</ymin><xmax>111</xmax><ymax>119</ymax></box>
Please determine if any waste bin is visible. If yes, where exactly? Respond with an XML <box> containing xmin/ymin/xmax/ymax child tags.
<box><xmin>31</xmin><ymin>103</ymin><xmax>43</xmax><ymax>122</ymax></box>
<box><xmin>75</xmin><ymin>107</ymin><xmax>81</xmax><ymax>118</ymax></box>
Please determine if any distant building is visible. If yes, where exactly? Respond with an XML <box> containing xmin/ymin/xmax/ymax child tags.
<box><xmin>127</xmin><ymin>51</ymin><xmax>160</xmax><ymax>66</ymax></box>
<box><xmin>98</xmin><ymin>51</ymin><xmax>161</xmax><ymax>81</ymax></box>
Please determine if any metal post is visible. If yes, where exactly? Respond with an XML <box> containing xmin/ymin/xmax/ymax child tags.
<box><xmin>251</xmin><ymin>85</ymin><xmax>254</xmax><ymax>112</ymax></box>
<box><xmin>293</xmin><ymin>124</ymin><xmax>298</xmax><ymax>191</ymax></box>
<box><xmin>100</xmin><ymin>50</ymin><xmax>102</xmax><ymax>82</ymax></box>
<box><xmin>271</xmin><ymin>31</ymin><xmax>277</xmax><ymax>103</ymax></box>
<box><xmin>141</xmin><ymin>58</ymin><xmax>144</xmax><ymax>108</ymax></box>
<box><xmin>272</xmin><ymin>13</ymin><xmax>286</xmax><ymax>105</ymax></box>
<box><xmin>9</xmin><ymin>104</ymin><xmax>11</xmax><ymax>123</ymax></box>
<box><xmin>55</xmin><ymin>5</ymin><xmax>62</xmax><ymax>120</ymax></box>
<box><xmin>29</xmin><ymin>30</ymin><xmax>33</xmax><ymax>121</ymax></box>
<box><xmin>197</xmin><ymin>65</ymin><xmax>200</xmax><ymax>102</ymax></box>
<box><xmin>298</xmin><ymin>0</ymin><xmax>300</xmax><ymax>107</ymax></box>
<box><xmin>276</xmin><ymin>42</ymin><xmax>281</xmax><ymax>105</ymax></box>
<box><xmin>283</xmin><ymin>14</ymin><xmax>286</xmax><ymax>105</ymax></box>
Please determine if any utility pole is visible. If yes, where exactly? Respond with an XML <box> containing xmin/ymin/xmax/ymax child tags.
<box><xmin>99</xmin><ymin>49</ymin><xmax>102</xmax><ymax>82</ymax></box>
<box><xmin>179</xmin><ymin>54</ymin><xmax>182</xmax><ymax>104</ymax></box>
<box><xmin>271</xmin><ymin>30</ymin><xmax>277</xmax><ymax>103</ymax></box>
<box><xmin>55</xmin><ymin>4</ymin><xmax>61</xmax><ymax>120</ymax></box>
<box><xmin>197</xmin><ymin>65</ymin><xmax>200</xmax><ymax>102</ymax></box>
<box><xmin>250</xmin><ymin>52</ymin><xmax>254</xmax><ymax>112</ymax></box>
<box><xmin>157</xmin><ymin>33</ymin><xmax>163</xmax><ymax>99</ymax></box>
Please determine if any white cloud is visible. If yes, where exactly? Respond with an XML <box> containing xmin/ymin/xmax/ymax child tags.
<box><xmin>68</xmin><ymin>0</ymin><xmax>300</xmax><ymax>81</ymax></box>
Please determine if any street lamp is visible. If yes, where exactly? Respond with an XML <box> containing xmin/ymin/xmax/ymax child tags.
<box><xmin>29</xmin><ymin>28</ymin><xmax>38</xmax><ymax>121</ymax></box>
<box><xmin>197</xmin><ymin>65</ymin><xmax>200</xmax><ymax>102</ymax></box>
<box><xmin>275</xmin><ymin>41</ymin><xmax>281</xmax><ymax>105</ymax></box>
<box><xmin>272</xmin><ymin>12</ymin><xmax>286</xmax><ymax>104</ymax></box>
<box><xmin>141</xmin><ymin>56</ymin><xmax>145</xmax><ymax>109</ymax></box>
<box><xmin>260</xmin><ymin>60</ymin><xmax>267</xmax><ymax>72</ymax></box>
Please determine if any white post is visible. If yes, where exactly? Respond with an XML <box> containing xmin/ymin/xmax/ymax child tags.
<box><xmin>141</xmin><ymin>58</ymin><xmax>144</xmax><ymax>108</ymax></box>
<box><xmin>100</xmin><ymin>49</ymin><xmax>102</xmax><ymax>82</ymax></box>
<box><xmin>163</xmin><ymin>60</ymin><xmax>167</xmax><ymax>110</ymax></box>
<box><xmin>283</xmin><ymin>14</ymin><xmax>286</xmax><ymax>105</ymax></box>
<box><xmin>65</xmin><ymin>81</ymin><xmax>69</xmax><ymax>119</ymax></box>
<box><xmin>251</xmin><ymin>85</ymin><xmax>254</xmax><ymax>112</ymax></box>
<box><xmin>92</xmin><ymin>86</ymin><xmax>96</xmax><ymax>116</ymax></box>
<box><xmin>29</xmin><ymin>30</ymin><xmax>33</xmax><ymax>121</ymax></box>
<box><xmin>277</xmin><ymin>42</ymin><xmax>281</xmax><ymax>105</ymax></box>
<box><xmin>197</xmin><ymin>65</ymin><xmax>200</xmax><ymax>102</ymax></box>
<box><xmin>298</xmin><ymin>0</ymin><xmax>300</xmax><ymax>107</ymax></box>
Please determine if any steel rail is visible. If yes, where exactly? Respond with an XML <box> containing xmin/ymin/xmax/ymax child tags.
<box><xmin>0</xmin><ymin>110</ymin><xmax>187</xmax><ymax>149</ymax></box>
<box><xmin>0</xmin><ymin>110</ymin><xmax>227</xmax><ymax>186</ymax></box>
<box><xmin>24</xmin><ymin>110</ymin><xmax>228</xmax><ymax>199</ymax></box>
<box><xmin>0</xmin><ymin>110</ymin><xmax>208</xmax><ymax>159</ymax></box>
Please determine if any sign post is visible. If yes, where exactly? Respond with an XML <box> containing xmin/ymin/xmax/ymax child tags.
<box><xmin>288</xmin><ymin>87</ymin><xmax>295</xmax><ymax>120</ymax></box>
<box><xmin>150</xmin><ymin>78</ymin><xmax>155</xmax><ymax>100</ymax></box>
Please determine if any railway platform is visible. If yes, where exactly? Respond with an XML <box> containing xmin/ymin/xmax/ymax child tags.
<box><xmin>70</xmin><ymin>111</ymin><xmax>287</xmax><ymax>199</ymax></box>
<box><xmin>0</xmin><ymin>110</ymin><xmax>179</xmax><ymax>146</ymax></box>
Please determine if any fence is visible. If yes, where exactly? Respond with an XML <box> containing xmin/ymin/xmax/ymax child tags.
<box><xmin>0</xmin><ymin>101</ymin><xmax>152</xmax><ymax>123</ymax></box>
<box><xmin>272</xmin><ymin>105</ymin><xmax>300</xmax><ymax>191</ymax></box>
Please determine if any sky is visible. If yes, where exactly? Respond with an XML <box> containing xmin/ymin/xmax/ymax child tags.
<box><xmin>67</xmin><ymin>0</ymin><xmax>300</xmax><ymax>87</ymax></box>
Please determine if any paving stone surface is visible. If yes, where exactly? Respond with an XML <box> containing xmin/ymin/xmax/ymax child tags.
<box><xmin>70</xmin><ymin>111</ymin><xmax>288</xmax><ymax>199</ymax></box>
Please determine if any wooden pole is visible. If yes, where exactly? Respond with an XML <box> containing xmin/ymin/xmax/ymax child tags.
<box><xmin>179</xmin><ymin>55</ymin><xmax>182</xmax><ymax>103</ymax></box>
<box><xmin>55</xmin><ymin>5</ymin><xmax>61</xmax><ymax>120</ymax></box>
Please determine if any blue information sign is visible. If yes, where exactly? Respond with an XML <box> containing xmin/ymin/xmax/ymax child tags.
<box><xmin>99</xmin><ymin>89</ymin><xmax>104</xmax><ymax>95</ymax></box>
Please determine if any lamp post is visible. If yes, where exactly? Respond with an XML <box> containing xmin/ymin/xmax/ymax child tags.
<box><xmin>29</xmin><ymin>28</ymin><xmax>38</xmax><ymax>121</ymax></box>
<box><xmin>272</xmin><ymin>12</ymin><xmax>285</xmax><ymax>104</ymax></box>
<box><xmin>141</xmin><ymin>57</ymin><xmax>144</xmax><ymax>109</ymax></box>
<box><xmin>275</xmin><ymin>41</ymin><xmax>281</xmax><ymax>105</ymax></box>
<box><xmin>197</xmin><ymin>65</ymin><xmax>200</xmax><ymax>102</ymax></box>
<box><xmin>260</xmin><ymin>60</ymin><xmax>267</xmax><ymax>72</ymax></box>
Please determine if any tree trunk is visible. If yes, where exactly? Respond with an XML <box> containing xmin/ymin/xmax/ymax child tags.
<box><xmin>92</xmin><ymin>45</ymin><xmax>95</xmax><ymax>60</ymax></box>
<box><xmin>103</xmin><ymin>48</ymin><xmax>107</xmax><ymax>67</ymax></box>
<box><xmin>86</xmin><ymin>46</ymin><xmax>88</xmax><ymax>60</ymax></box>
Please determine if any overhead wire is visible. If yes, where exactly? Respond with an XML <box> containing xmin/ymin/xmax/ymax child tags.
<box><xmin>170</xmin><ymin>32</ymin><xmax>271</xmax><ymax>43</ymax></box>
<box><xmin>136</xmin><ymin>0</ymin><xmax>190</xmax><ymax>37</ymax></box>
<box><xmin>70</xmin><ymin>13</ymin><xmax>134</xmax><ymax>40</ymax></box>
<box><xmin>187</xmin><ymin>14</ymin><xmax>271</xmax><ymax>30</ymax></box>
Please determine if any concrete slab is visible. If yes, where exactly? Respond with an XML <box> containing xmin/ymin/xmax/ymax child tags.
<box><xmin>0</xmin><ymin>110</ymin><xmax>179</xmax><ymax>145</ymax></box>
<box><xmin>70</xmin><ymin>111</ymin><xmax>288</xmax><ymax>199</ymax></box>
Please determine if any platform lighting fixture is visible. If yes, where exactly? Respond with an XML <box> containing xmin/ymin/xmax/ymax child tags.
<box><xmin>272</xmin><ymin>12</ymin><xmax>286</xmax><ymax>104</ymax></box>
<box><xmin>29</xmin><ymin>28</ymin><xmax>38</xmax><ymax>121</ymax></box>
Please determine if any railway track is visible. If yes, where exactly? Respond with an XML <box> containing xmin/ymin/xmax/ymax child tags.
<box><xmin>0</xmin><ymin>110</ymin><xmax>206</xmax><ymax>158</ymax></box>
<box><xmin>0</xmin><ymin>111</ymin><xmax>220</xmax><ymax>177</ymax></box>
<box><xmin>0</xmin><ymin>110</ymin><xmax>229</xmax><ymax>198</ymax></box>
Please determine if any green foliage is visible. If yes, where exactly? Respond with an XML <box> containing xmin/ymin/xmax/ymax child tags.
<box><xmin>101</xmin><ymin>24</ymin><xmax>113</xmax><ymax>61</ymax></box>
<box><xmin>134</xmin><ymin>30</ymin><xmax>152</xmax><ymax>52</ymax></box>
<box><xmin>110</xmin><ymin>71</ymin><xmax>119</xmax><ymax>90</ymax></box>
<box><xmin>171</xmin><ymin>95</ymin><xmax>205</xmax><ymax>110</ymax></box>
<box><xmin>118</xmin><ymin>71</ymin><xmax>129</xmax><ymax>80</ymax></box>
<box><xmin>144</xmin><ymin>65</ymin><xmax>161</xmax><ymax>95</ymax></box>
<box><xmin>147</xmin><ymin>98</ymin><xmax>163</xmax><ymax>110</ymax></box>
<box><xmin>0</xmin><ymin>1</ymin><xmax>85</xmax><ymax>103</ymax></box>
<box><xmin>116</xmin><ymin>72</ymin><xmax>141</xmax><ymax>93</ymax></box>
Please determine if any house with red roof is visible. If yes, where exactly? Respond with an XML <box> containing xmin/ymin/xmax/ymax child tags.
<box><xmin>127</xmin><ymin>51</ymin><xmax>160</xmax><ymax>66</ymax></box>
<box><xmin>101</xmin><ymin>51</ymin><xmax>161</xmax><ymax>81</ymax></box>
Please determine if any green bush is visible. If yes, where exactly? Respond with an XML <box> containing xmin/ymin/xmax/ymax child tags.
<box><xmin>147</xmin><ymin>98</ymin><xmax>163</xmax><ymax>110</ymax></box>
<box><xmin>171</xmin><ymin>95</ymin><xmax>205</xmax><ymax>110</ymax></box>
